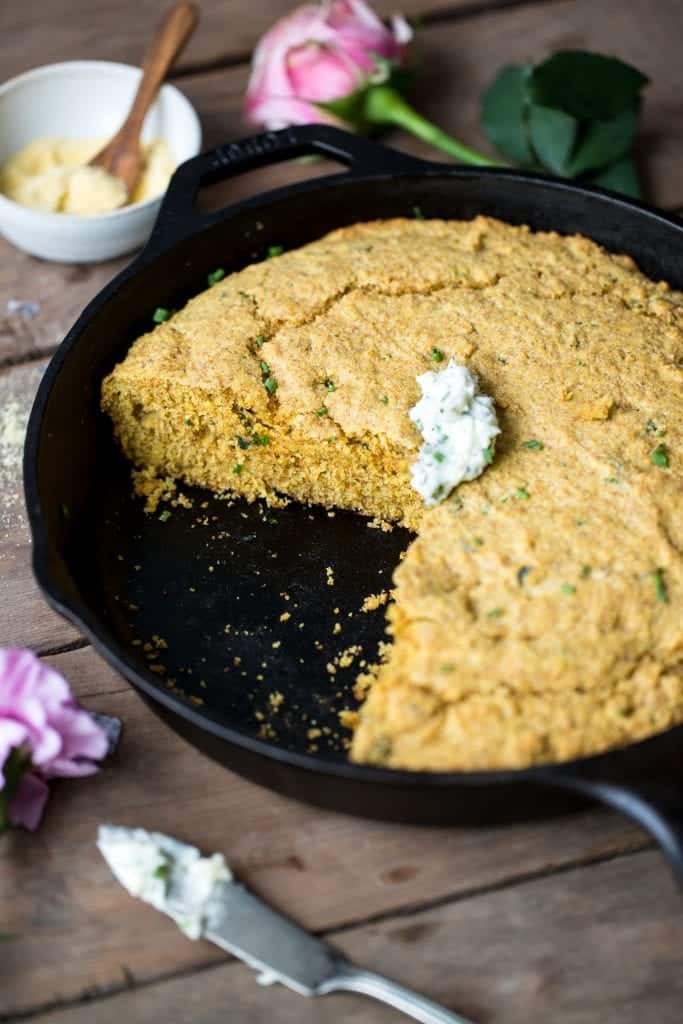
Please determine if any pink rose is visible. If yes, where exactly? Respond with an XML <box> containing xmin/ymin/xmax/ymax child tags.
<box><xmin>245</xmin><ymin>0</ymin><xmax>412</xmax><ymax>130</ymax></box>
<box><xmin>0</xmin><ymin>648</ymin><xmax>108</xmax><ymax>830</ymax></box>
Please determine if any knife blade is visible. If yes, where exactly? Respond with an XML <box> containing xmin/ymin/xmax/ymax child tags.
<box><xmin>98</xmin><ymin>825</ymin><xmax>476</xmax><ymax>1024</ymax></box>
<box><xmin>203</xmin><ymin>879</ymin><xmax>344</xmax><ymax>994</ymax></box>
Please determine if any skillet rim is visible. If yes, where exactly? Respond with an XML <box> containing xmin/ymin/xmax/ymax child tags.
<box><xmin>23</xmin><ymin>125</ymin><xmax>683</xmax><ymax>792</ymax></box>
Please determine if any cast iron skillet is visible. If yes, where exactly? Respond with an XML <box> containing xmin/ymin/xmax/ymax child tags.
<box><xmin>24</xmin><ymin>124</ymin><xmax>683</xmax><ymax>881</ymax></box>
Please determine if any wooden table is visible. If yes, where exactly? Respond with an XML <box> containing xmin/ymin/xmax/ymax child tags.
<box><xmin>2</xmin><ymin>1</ymin><xmax>683</xmax><ymax>1020</ymax></box>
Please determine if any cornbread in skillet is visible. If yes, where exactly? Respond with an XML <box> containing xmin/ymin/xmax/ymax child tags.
<box><xmin>101</xmin><ymin>216</ymin><xmax>683</xmax><ymax>770</ymax></box>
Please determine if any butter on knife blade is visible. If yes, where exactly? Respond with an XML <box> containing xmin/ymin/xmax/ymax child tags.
<box><xmin>98</xmin><ymin>825</ymin><xmax>476</xmax><ymax>1024</ymax></box>
<box><xmin>97</xmin><ymin>825</ymin><xmax>232</xmax><ymax>939</ymax></box>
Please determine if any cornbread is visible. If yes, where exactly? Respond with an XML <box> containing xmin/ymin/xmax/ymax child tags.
<box><xmin>102</xmin><ymin>216</ymin><xmax>683</xmax><ymax>770</ymax></box>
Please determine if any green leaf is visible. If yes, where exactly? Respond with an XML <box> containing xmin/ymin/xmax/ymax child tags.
<box><xmin>480</xmin><ymin>65</ymin><xmax>534</xmax><ymax>164</ymax></box>
<box><xmin>528</xmin><ymin>104</ymin><xmax>579</xmax><ymax>175</ymax></box>
<box><xmin>566</xmin><ymin>103</ymin><xmax>640</xmax><ymax>175</ymax></box>
<box><xmin>589</xmin><ymin>154</ymin><xmax>642</xmax><ymax>198</ymax></box>
<box><xmin>530</xmin><ymin>51</ymin><xmax>648</xmax><ymax>121</ymax></box>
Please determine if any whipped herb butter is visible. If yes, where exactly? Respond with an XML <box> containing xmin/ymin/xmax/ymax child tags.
<box><xmin>409</xmin><ymin>359</ymin><xmax>500</xmax><ymax>505</ymax></box>
<box><xmin>97</xmin><ymin>825</ymin><xmax>232</xmax><ymax>939</ymax></box>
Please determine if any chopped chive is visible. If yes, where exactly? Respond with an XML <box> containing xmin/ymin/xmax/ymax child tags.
<box><xmin>651</xmin><ymin>444</ymin><xmax>669</xmax><ymax>468</ymax></box>
<box><xmin>604</xmin><ymin>476</ymin><xmax>620</xmax><ymax>484</ymax></box>
<box><xmin>232</xmin><ymin>463</ymin><xmax>244</xmax><ymax>475</ymax></box>
<box><xmin>413</xmin><ymin>205</ymin><xmax>424</xmax><ymax>219</ymax></box>
<box><xmin>645</xmin><ymin>419</ymin><xmax>665</xmax><ymax>435</ymax></box>
<box><xmin>487</xmin><ymin>608</ymin><xmax>503</xmax><ymax>618</ymax></box>
<box><xmin>653</xmin><ymin>568</ymin><xmax>668</xmax><ymax>603</ymax></box>
<box><xmin>238</xmin><ymin>290</ymin><xmax>252</xmax><ymax>300</ymax></box>
<box><xmin>513</xmin><ymin>486</ymin><xmax>530</xmax><ymax>500</ymax></box>
<box><xmin>207</xmin><ymin>268</ymin><xmax>225</xmax><ymax>286</ymax></box>
<box><xmin>185</xmin><ymin>418</ymin><xmax>193</xmax><ymax>426</ymax></box>
<box><xmin>159</xmin><ymin>509</ymin><xmax>171</xmax><ymax>522</ymax></box>
<box><xmin>379</xmin><ymin>395</ymin><xmax>389</xmax><ymax>404</ymax></box>
<box><xmin>237</xmin><ymin>436</ymin><xmax>250</xmax><ymax>450</ymax></box>
<box><xmin>432</xmin><ymin>484</ymin><xmax>446</xmax><ymax>500</ymax></box>
<box><xmin>252</xmin><ymin>433</ymin><xmax>269</xmax><ymax>446</ymax></box>
<box><xmin>325</xmin><ymin>379</ymin><xmax>336</xmax><ymax>392</ymax></box>
<box><xmin>483</xmin><ymin>445</ymin><xmax>495</xmax><ymax>465</ymax></box>
<box><xmin>255</xmin><ymin>335</ymin><xmax>265</xmax><ymax>347</ymax></box>
<box><xmin>517</xmin><ymin>565</ymin><xmax>531</xmax><ymax>585</ymax></box>
<box><xmin>153</xmin><ymin>863</ymin><xmax>170</xmax><ymax>880</ymax></box>
<box><xmin>316</xmin><ymin>406</ymin><xmax>328</xmax><ymax>417</ymax></box>
<box><xmin>440</xmin><ymin>663</ymin><xmax>454</xmax><ymax>673</ymax></box>
<box><xmin>561</xmin><ymin>583</ymin><xmax>576</xmax><ymax>594</ymax></box>
<box><xmin>267</xmin><ymin>245</ymin><xmax>284</xmax><ymax>258</ymax></box>
<box><xmin>581</xmin><ymin>565</ymin><xmax>592</xmax><ymax>578</ymax></box>
<box><xmin>523</xmin><ymin>439</ymin><xmax>544</xmax><ymax>450</ymax></box>
<box><xmin>431</xmin><ymin>347</ymin><xmax>444</xmax><ymax>363</ymax></box>
<box><xmin>577</xmin><ymin>518</ymin><xmax>588</xmax><ymax>526</ymax></box>
<box><xmin>153</xmin><ymin>307</ymin><xmax>171</xmax><ymax>323</ymax></box>
<box><xmin>260</xmin><ymin>360</ymin><xmax>270</xmax><ymax>375</ymax></box>
<box><xmin>434</xmin><ymin>451</ymin><xmax>446</xmax><ymax>463</ymax></box>
<box><xmin>264</xmin><ymin>376</ymin><xmax>278</xmax><ymax>396</ymax></box>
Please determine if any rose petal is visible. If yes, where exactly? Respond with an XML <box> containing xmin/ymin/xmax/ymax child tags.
<box><xmin>0</xmin><ymin>647</ymin><xmax>109</xmax><ymax>782</ymax></box>
<box><xmin>286</xmin><ymin>43</ymin><xmax>362</xmax><ymax>102</ymax></box>
<box><xmin>8</xmin><ymin>772</ymin><xmax>49</xmax><ymax>831</ymax></box>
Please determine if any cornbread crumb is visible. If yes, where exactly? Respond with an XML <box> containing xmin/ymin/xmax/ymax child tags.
<box><xmin>361</xmin><ymin>590</ymin><xmax>390</xmax><ymax>613</ymax></box>
<box><xmin>268</xmin><ymin>692</ymin><xmax>284</xmax><ymax>712</ymax></box>
<box><xmin>131</xmin><ymin>467</ymin><xmax>176</xmax><ymax>513</ymax></box>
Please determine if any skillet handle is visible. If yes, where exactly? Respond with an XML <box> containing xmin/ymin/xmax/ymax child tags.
<box><xmin>148</xmin><ymin>124</ymin><xmax>430</xmax><ymax>250</ymax></box>
<box><xmin>540</xmin><ymin>758</ymin><xmax>683</xmax><ymax>886</ymax></box>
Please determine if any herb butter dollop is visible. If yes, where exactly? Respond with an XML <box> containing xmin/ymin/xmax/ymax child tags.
<box><xmin>97</xmin><ymin>825</ymin><xmax>232</xmax><ymax>939</ymax></box>
<box><xmin>409</xmin><ymin>358</ymin><xmax>500</xmax><ymax>505</ymax></box>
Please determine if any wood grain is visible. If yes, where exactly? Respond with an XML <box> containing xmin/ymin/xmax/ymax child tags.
<box><xmin>1</xmin><ymin>0</ymin><xmax>519</xmax><ymax>82</ymax></box>
<box><xmin>25</xmin><ymin>850</ymin><xmax>683</xmax><ymax>1024</ymax></box>
<box><xmin>0</xmin><ymin>253</ymin><xmax>128</xmax><ymax>366</ymax></box>
<box><xmin>0</xmin><ymin>645</ymin><xmax>652</xmax><ymax>1018</ymax></box>
<box><xmin>0</xmin><ymin>359</ymin><xmax>82</xmax><ymax>653</ymax></box>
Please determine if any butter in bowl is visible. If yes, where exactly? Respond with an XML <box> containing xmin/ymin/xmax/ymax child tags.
<box><xmin>0</xmin><ymin>60</ymin><xmax>201</xmax><ymax>262</ymax></box>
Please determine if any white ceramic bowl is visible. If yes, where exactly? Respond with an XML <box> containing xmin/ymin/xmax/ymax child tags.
<box><xmin>0</xmin><ymin>61</ymin><xmax>201</xmax><ymax>263</ymax></box>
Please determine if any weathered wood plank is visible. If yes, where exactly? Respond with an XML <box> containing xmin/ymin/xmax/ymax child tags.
<box><xmin>1</xmin><ymin>0</ymin><xmax>521</xmax><ymax>82</ymax></box>
<box><xmin>0</xmin><ymin>645</ymin><xmax>651</xmax><ymax>1017</ymax></box>
<box><xmin>28</xmin><ymin>850</ymin><xmax>683</xmax><ymax>1024</ymax></box>
<box><xmin>0</xmin><ymin>254</ymin><xmax>128</xmax><ymax>366</ymax></box>
<box><xmin>0</xmin><ymin>359</ymin><xmax>82</xmax><ymax>652</ymax></box>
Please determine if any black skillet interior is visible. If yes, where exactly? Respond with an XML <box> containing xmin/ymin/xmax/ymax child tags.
<box><xmin>25</xmin><ymin>125</ymin><xmax>683</xmax><ymax>879</ymax></box>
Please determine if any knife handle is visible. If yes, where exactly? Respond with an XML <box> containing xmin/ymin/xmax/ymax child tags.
<box><xmin>320</xmin><ymin>962</ymin><xmax>477</xmax><ymax>1024</ymax></box>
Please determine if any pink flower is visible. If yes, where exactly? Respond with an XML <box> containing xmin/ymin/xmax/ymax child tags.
<box><xmin>0</xmin><ymin>648</ymin><xmax>108</xmax><ymax>830</ymax></box>
<box><xmin>244</xmin><ymin>0</ymin><xmax>413</xmax><ymax>130</ymax></box>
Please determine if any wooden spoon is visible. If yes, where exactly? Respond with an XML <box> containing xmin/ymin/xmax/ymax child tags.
<box><xmin>90</xmin><ymin>1</ymin><xmax>198</xmax><ymax>199</ymax></box>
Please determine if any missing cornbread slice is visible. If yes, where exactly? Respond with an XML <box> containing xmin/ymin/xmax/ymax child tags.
<box><xmin>102</xmin><ymin>216</ymin><xmax>683</xmax><ymax>770</ymax></box>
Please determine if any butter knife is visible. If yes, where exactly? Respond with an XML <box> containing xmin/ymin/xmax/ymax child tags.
<box><xmin>98</xmin><ymin>825</ymin><xmax>475</xmax><ymax>1024</ymax></box>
